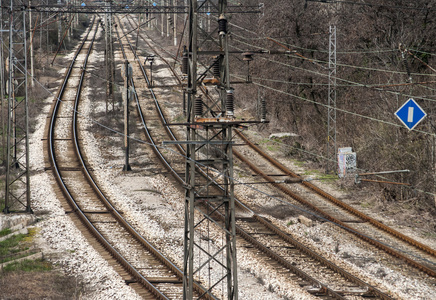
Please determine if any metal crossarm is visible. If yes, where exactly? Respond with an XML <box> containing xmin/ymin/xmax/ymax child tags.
<box><xmin>24</xmin><ymin>4</ymin><xmax>260</xmax><ymax>14</ymax></box>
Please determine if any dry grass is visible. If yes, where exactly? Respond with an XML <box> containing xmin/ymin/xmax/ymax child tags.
<box><xmin>0</xmin><ymin>227</ymin><xmax>89</xmax><ymax>299</ymax></box>
<box><xmin>0</xmin><ymin>271</ymin><xmax>88</xmax><ymax>299</ymax></box>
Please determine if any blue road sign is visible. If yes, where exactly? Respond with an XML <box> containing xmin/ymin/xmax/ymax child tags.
<box><xmin>395</xmin><ymin>98</ymin><xmax>427</xmax><ymax>130</ymax></box>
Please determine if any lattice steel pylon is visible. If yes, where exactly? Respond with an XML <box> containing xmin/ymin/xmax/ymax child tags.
<box><xmin>326</xmin><ymin>25</ymin><xmax>337</xmax><ymax>174</ymax></box>
<box><xmin>183</xmin><ymin>0</ymin><xmax>238</xmax><ymax>299</ymax></box>
<box><xmin>4</xmin><ymin>0</ymin><xmax>31</xmax><ymax>213</ymax></box>
<box><xmin>3</xmin><ymin>0</ymin><xmax>32</xmax><ymax>213</ymax></box>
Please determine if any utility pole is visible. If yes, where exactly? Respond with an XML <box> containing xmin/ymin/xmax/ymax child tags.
<box><xmin>326</xmin><ymin>25</ymin><xmax>337</xmax><ymax>174</ymax></box>
<box><xmin>182</xmin><ymin>0</ymin><xmax>238</xmax><ymax>298</ymax></box>
<box><xmin>139</xmin><ymin>0</ymin><xmax>143</xmax><ymax>24</ymax></box>
<box><xmin>4</xmin><ymin>0</ymin><xmax>31</xmax><ymax>213</ymax></box>
<box><xmin>109</xmin><ymin>1</ymin><xmax>115</xmax><ymax>109</ymax></box>
<box><xmin>39</xmin><ymin>1</ymin><xmax>43</xmax><ymax>50</ymax></box>
<box><xmin>67</xmin><ymin>0</ymin><xmax>72</xmax><ymax>42</ymax></box>
<box><xmin>57</xmin><ymin>0</ymin><xmax>62</xmax><ymax>47</ymax></box>
<box><xmin>173</xmin><ymin>0</ymin><xmax>177</xmax><ymax>46</ymax></box>
<box><xmin>166</xmin><ymin>0</ymin><xmax>170</xmax><ymax>38</ymax></box>
<box><xmin>105</xmin><ymin>0</ymin><xmax>111</xmax><ymax>111</ymax></box>
<box><xmin>46</xmin><ymin>0</ymin><xmax>49</xmax><ymax>54</ymax></box>
<box><xmin>123</xmin><ymin>60</ymin><xmax>132</xmax><ymax>171</ymax></box>
<box><xmin>145</xmin><ymin>0</ymin><xmax>150</xmax><ymax>28</ymax></box>
<box><xmin>161</xmin><ymin>0</ymin><xmax>164</xmax><ymax>36</ymax></box>
<box><xmin>433</xmin><ymin>118</ymin><xmax>436</xmax><ymax>209</ymax></box>
<box><xmin>104</xmin><ymin>0</ymin><xmax>115</xmax><ymax>112</ymax></box>
<box><xmin>0</xmin><ymin>4</ymin><xmax>5</xmax><ymax>166</ymax></box>
<box><xmin>29</xmin><ymin>0</ymin><xmax>34</xmax><ymax>87</ymax></box>
<box><xmin>75</xmin><ymin>0</ymin><xmax>79</xmax><ymax>28</ymax></box>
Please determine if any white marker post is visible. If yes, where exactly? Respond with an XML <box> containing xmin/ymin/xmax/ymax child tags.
<box><xmin>395</xmin><ymin>98</ymin><xmax>427</xmax><ymax>131</ymax></box>
<box><xmin>407</xmin><ymin>107</ymin><xmax>414</xmax><ymax>123</ymax></box>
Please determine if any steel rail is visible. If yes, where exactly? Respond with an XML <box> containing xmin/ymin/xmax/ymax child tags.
<box><xmin>118</xmin><ymin>28</ymin><xmax>340</xmax><ymax>300</ymax></box>
<box><xmin>114</xmin><ymin>18</ymin><xmax>218</xmax><ymax>300</ymax></box>
<box><xmin>237</xmin><ymin>133</ymin><xmax>436</xmax><ymax>245</ymax></box>
<box><xmin>129</xmin><ymin>18</ymin><xmax>182</xmax><ymax>84</ymax></box>
<box><xmin>232</xmin><ymin>134</ymin><xmax>436</xmax><ymax>278</ymax></box>
<box><xmin>173</xmin><ymin>33</ymin><xmax>436</xmax><ymax>277</ymax></box>
<box><xmin>147</xmin><ymin>10</ymin><xmax>436</xmax><ymax>276</ymax></box>
<box><xmin>128</xmin><ymin>9</ymin><xmax>436</xmax><ymax>288</ymax></box>
<box><xmin>276</xmin><ymin>132</ymin><xmax>436</xmax><ymax>254</ymax></box>
<box><xmin>73</xmin><ymin>31</ymin><xmax>180</xmax><ymax>300</ymax></box>
<box><xmin>236</xmin><ymin>130</ymin><xmax>436</xmax><ymax>258</ymax></box>
<box><xmin>199</xmin><ymin>194</ymin><xmax>392</xmax><ymax>300</ymax></box>
<box><xmin>118</xmin><ymin>17</ymin><xmax>343</xmax><ymax>300</ymax></box>
<box><xmin>114</xmin><ymin>19</ymin><xmax>185</xmax><ymax>184</ymax></box>
<box><xmin>119</xmin><ymin>16</ymin><xmax>393</xmax><ymax>300</ymax></box>
<box><xmin>157</xmin><ymin>15</ymin><xmax>436</xmax><ymax>277</ymax></box>
<box><xmin>47</xmin><ymin>18</ymin><xmax>170</xmax><ymax>300</ymax></box>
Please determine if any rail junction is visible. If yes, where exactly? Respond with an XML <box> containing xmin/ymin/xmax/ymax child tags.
<box><xmin>2</xmin><ymin>1</ymin><xmax>436</xmax><ymax>299</ymax></box>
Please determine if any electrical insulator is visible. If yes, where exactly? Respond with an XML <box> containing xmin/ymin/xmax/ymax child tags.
<box><xmin>242</xmin><ymin>52</ymin><xmax>254</xmax><ymax>82</ymax></box>
<box><xmin>213</xmin><ymin>56</ymin><xmax>221</xmax><ymax>78</ymax></box>
<box><xmin>218</xmin><ymin>15</ymin><xmax>227</xmax><ymax>36</ymax></box>
<box><xmin>261</xmin><ymin>97</ymin><xmax>267</xmax><ymax>122</ymax></box>
<box><xmin>195</xmin><ymin>95</ymin><xmax>203</xmax><ymax>117</ymax></box>
<box><xmin>182</xmin><ymin>46</ymin><xmax>189</xmax><ymax>75</ymax></box>
<box><xmin>168</xmin><ymin>16</ymin><xmax>173</xmax><ymax>25</ymax></box>
<box><xmin>242</xmin><ymin>52</ymin><xmax>254</xmax><ymax>61</ymax></box>
<box><xmin>226</xmin><ymin>89</ymin><xmax>234</xmax><ymax>117</ymax></box>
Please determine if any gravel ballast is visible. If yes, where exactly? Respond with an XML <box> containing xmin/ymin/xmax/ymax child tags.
<box><xmin>3</xmin><ymin>24</ymin><xmax>436</xmax><ymax>300</ymax></box>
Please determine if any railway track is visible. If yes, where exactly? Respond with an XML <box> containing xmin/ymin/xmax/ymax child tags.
<box><xmin>129</xmin><ymin>16</ymin><xmax>436</xmax><ymax>281</ymax></box>
<box><xmin>119</xmin><ymin>16</ymin><xmax>393</xmax><ymax>299</ymax></box>
<box><xmin>233</xmin><ymin>130</ymin><xmax>436</xmax><ymax>277</ymax></box>
<box><xmin>46</xmin><ymin>17</ymin><xmax>214</xmax><ymax>300</ymax></box>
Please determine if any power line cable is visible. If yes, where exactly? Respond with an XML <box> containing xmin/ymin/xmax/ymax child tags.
<box><xmin>19</xmin><ymin>24</ymin><xmax>436</xmax><ymax>267</ymax></box>
<box><xmin>34</xmin><ymin>67</ymin><xmax>436</xmax><ymax>268</ymax></box>
<box><xmin>232</xmin><ymin>32</ymin><xmax>436</xmax><ymax>80</ymax></box>
<box><xmin>233</xmin><ymin>31</ymin><xmax>399</xmax><ymax>55</ymax></box>
<box><xmin>231</xmin><ymin>73</ymin><xmax>435</xmax><ymax>138</ymax></box>
<box><xmin>234</xmin><ymin>74</ymin><xmax>436</xmax><ymax>89</ymax></box>
<box><xmin>25</xmin><ymin>13</ymin><xmax>431</xmax><ymax>199</ymax></box>
<box><xmin>306</xmin><ymin>0</ymin><xmax>436</xmax><ymax>11</ymax></box>
<box><xmin>229</xmin><ymin>39</ymin><xmax>436</xmax><ymax>103</ymax></box>
<box><xmin>120</xmin><ymin>16</ymin><xmax>431</xmax><ymax>205</ymax></box>
<box><xmin>229</xmin><ymin>21</ymin><xmax>436</xmax><ymax>99</ymax></box>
